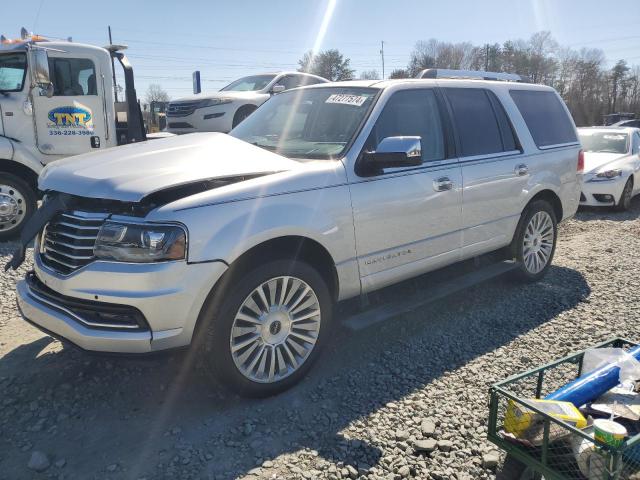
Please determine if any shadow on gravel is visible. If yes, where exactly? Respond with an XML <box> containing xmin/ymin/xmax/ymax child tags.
<box><xmin>575</xmin><ymin>195</ymin><xmax>640</xmax><ymax>222</ymax></box>
<box><xmin>0</xmin><ymin>264</ymin><xmax>590</xmax><ymax>479</ymax></box>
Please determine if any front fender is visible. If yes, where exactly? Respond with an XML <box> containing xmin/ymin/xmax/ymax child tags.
<box><xmin>0</xmin><ymin>136</ymin><xmax>15</xmax><ymax>161</ymax></box>
<box><xmin>9</xmin><ymin>141</ymin><xmax>44</xmax><ymax>176</ymax></box>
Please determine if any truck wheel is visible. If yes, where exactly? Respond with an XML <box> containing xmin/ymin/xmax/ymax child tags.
<box><xmin>496</xmin><ymin>455</ymin><xmax>540</xmax><ymax>480</ymax></box>
<box><xmin>0</xmin><ymin>173</ymin><xmax>36</xmax><ymax>241</ymax></box>
<box><xmin>615</xmin><ymin>177</ymin><xmax>633</xmax><ymax>212</ymax></box>
<box><xmin>200</xmin><ymin>259</ymin><xmax>333</xmax><ymax>397</ymax></box>
<box><xmin>510</xmin><ymin>200</ymin><xmax>557</xmax><ymax>283</ymax></box>
<box><xmin>232</xmin><ymin>105</ymin><xmax>257</xmax><ymax>129</ymax></box>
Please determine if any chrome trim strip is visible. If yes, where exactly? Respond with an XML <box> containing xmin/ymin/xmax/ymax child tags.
<box><xmin>46</xmin><ymin>231</ymin><xmax>97</xmax><ymax>241</ymax></box>
<box><xmin>44</xmin><ymin>245</ymin><xmax>94</xmax><ymax>260</ymax></box>
<box><xmin>54</xmin><ymin>221</ymin><xmax>102</xmax><ymax>230</ymax></box>
<box><xmin>538</xmin><ymin>142</ymin><xmax>580</xmax><ymax>150</ymax></box>
<box><xmin>44</xmin><ymin>239</ymin><xmax>94</xmax><ymax>250</ymax></box>
<box><xmin>26</xmin><ymin>287</ymin><xmax>140</xmax><ymax>330</ymax></box>
<box><xmin>42</xmin><ymin>253</ymin><xmax>78</xmax><ymax>270</ymax></box>
<box><xmin>458</xmin><ymin>150</ymin><xmax>522</xmax><ymax>162</ymax></box>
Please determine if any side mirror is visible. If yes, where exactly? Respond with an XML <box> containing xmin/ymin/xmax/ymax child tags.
<box><xmin>271</xmin><ymin>84</ymin><xmax>285</xmax><ymax>94</ymax></box>
<box><xmin>360</xmin><ymin>136</ymin><xmax>422</xmax><ymax>174</ymax></box>
<box><xmin>29</xmin><ymin>48</ymin><xmax>52</xmax><ymax>88</ymax></box>
<box><xmin>43</xmin><ymin>82</ymin><xmax>54</xmax><ymax>98</ymax></box>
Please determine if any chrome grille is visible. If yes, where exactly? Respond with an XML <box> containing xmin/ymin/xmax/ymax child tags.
<box><xmin>166</xmin><ymin>100</ymin><xmax>201</xmax><ymax>117</ymax></box>
<box><xmin>40</xmin><ymin>211</ymin><xmax>108</xmax><ymax>275</ymax></box>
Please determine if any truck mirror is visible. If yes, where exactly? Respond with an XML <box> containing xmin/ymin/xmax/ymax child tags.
<box><xmin>29</xmin><ymin>48</ymin><xmax>52</xmax><ymax>89</ymax></box>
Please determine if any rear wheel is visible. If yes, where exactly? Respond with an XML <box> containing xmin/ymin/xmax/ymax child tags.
<box><xmin>510</xmin><ymin>200</ymin><xmax>557</xmax><ymax>282</ymax></box>
<box><xmin>0</xmin><ymin>173</ymin><xmax>37</xmax><ymax>241</ymax></box>
<box><xmin>200</xmin><ymin>259</ymin><xmax>332</xmax><ymax>397</ymax></box>
<box><xmin>232</xmin><ymin>105</ymin><xmax>257</xmax><ymax>129</ymax></box>
<box><xmin>615</xmin><ymin>177</ymin><xmax>633</xmax><ymax>212</ymax></box>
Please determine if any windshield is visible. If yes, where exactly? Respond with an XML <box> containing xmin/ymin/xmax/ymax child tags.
<box><xmin>220</xmin><ymin>75</ymin><xmax>277</xmax><ymax>92</ymax></box>
<box><xmin>230</xmin><ymin>87</ymin><xmax>378</xmax><ymax>159</ymax></box>
<box><xmin>0</xmin><ymin>53</ymin><xmax>27</xmax><ymax>92</ymax></box>
<box><xmin>579</xmin><ymin>131</ymin><xmax>629</xmax><ymax>154</ymax></box>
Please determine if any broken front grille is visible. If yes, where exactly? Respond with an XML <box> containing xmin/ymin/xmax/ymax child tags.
<box><xmin>40</xmin><ymin>211</ymin><xmax>107</xmax><ymax>275</ymax></box>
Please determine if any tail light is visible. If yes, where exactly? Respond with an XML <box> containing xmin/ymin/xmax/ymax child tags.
<box><xmin>577</xmin><ymin>149</ymin><xmax>584</xmax><ymax>173</ymax></box>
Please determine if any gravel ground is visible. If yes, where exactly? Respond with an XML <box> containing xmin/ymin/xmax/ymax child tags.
<box><xmin>1</xmin><ymin>200</ymin><xmax>640</xmax><ymax>480</ymax></box>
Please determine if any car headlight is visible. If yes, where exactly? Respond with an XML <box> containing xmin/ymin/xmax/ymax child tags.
<box><xmin>594</xmin><ymin>169</ymin><xmax>623</xmax><ymax>180</ymax></box>
<box><xmin>199</xmin><ymin>98</ymin><xmax>233</xmax><ymax>108</ymax></box>
<box><xmin>94</xmin><ymin>222</ymin><xmax>187</xmax><ymax>263</ymax></box>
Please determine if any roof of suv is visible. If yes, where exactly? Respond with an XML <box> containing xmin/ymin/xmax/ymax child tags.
<box><xmin>304</xmin><ymin>78</ymin><xmax>555</xmax><ymax>92</ymax></box>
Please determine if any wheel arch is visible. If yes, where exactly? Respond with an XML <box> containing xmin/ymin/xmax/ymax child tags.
<box><xmin>527</xmin><ymin>189</ymin><xmax>563</xmax><ymax>222</ymax></box>
<box><xmin>0</xmin><ymin>159</ymin><xmax>40</xmax><ymax>196</ymax></box>
<box><xmin>223</xmin><ymin>235</ymin><xmax>339</xmax><ymax>301</ymax></box>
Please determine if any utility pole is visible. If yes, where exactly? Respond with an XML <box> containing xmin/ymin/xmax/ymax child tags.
<box><xmin>380</xmin><ymin>41</ymin><xmax>385</xmax><ymax>79</ymax></box>
<box><xmin>485</xmin><ymin>44</ymin><xmax>490</xmax><ymax>71</ymax></box>
<box><xmin>108</xmin><ymin>26</ymin><xmax>118</xmax><ymax>102</ymax></box>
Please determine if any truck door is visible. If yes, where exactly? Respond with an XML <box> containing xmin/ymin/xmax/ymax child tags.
<box><xmin>32</xmin><ymin>52</ymin><xmax>107</xmax><ymax>159</ymax></box>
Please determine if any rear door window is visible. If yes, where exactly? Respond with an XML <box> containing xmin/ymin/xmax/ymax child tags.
<box><xmin>509</xmin><ymin>90</ymin><xmax>577</xmax><ymax>148</ymax></box>
<box><xmin>444</xmin><ymin>88</ymin><xmax>514</xmax><ymax>157</ymax></box>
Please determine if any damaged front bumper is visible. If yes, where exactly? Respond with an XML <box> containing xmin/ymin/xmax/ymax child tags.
<box><xmin>16</xmin><ymin>253</ymin><xmax>228</xmax><ymax>354</ymax></box>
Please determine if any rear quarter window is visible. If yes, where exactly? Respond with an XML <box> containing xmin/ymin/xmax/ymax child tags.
<box><xmin>509</xmin><ymin>90</ymin><xmax>577</xmax><ymax>148</ymax></box>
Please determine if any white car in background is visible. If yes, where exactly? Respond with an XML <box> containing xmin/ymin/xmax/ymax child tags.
<box><xmin>578</xmin><ymin>127</ymin><xmax>640</xmax><ymax>211</ymax></box>
<box><xmin>166</xmin><ymin>72</ymin><xmax>328</xmax><ymax>134</ymax></box>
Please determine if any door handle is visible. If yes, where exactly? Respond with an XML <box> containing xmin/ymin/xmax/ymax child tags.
<box><xmin>433</xmin><ymin>177</ymin><xmax>454</xmax><ymax>192</ymax></box>
<box><xmin>515</xmin><ymin>164</ymin><xmax>529</xmax><ymax>176</ymax></box>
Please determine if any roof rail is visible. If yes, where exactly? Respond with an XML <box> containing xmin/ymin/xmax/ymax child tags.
<box><xmin>416</xmin><ymin>68</ymin><xmax>531</xmax><ymax>83</ymax></box>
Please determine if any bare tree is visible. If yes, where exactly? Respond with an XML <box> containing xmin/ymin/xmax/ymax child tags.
<box><xmin>359</xmin><ymin>70</ymin><xmax>380</xmax><ymax>80</ymax></box>
<box><xmin>389</xmin><ymin>68</ymin><xmax>410</xmax><ymax>79</ymax></box>
<box><xmin>144</xmin><ymin>84</ymin><xmax>170</xmax><ymax>105</ymax></box>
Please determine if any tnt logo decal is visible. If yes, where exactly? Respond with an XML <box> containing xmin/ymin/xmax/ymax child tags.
<box><xmin>47</xmin><ymin>106</ymin><xmax>92</xmax><ymax>127</ymax></box>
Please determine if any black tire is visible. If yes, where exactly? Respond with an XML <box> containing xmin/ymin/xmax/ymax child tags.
<box><xmin>232</xmin><ymin>105</ymin><xmax>257</xmax><ymax>129</ymax></box>
<box><xmin>615</xmin><ymin>177</ymin><xmax>633</xmax><ymax>212</ymax></box>
<box><xmin>509</xmin><ymin>200</ymin><xmax>558</xmax><ymax>283</ymax></box>
<box><xmin>0</xmin><ymin>173</ymin><xmax>37</xmax><ymax>241</ymax></box>
<box><xmin>496</xmin><ymin>454</ymin><xmax>534</xmax><ymax>480</ymax></box>
<box><xmin>199</xmin><ymin>258</ymin><xmax>333</xmax><ymax>397</ymax></box>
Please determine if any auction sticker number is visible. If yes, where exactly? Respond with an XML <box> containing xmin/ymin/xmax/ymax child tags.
<box><xmin>325</xmin><ymin>94</ymin><xmax>369</xmax><ymax>107</ymax></box>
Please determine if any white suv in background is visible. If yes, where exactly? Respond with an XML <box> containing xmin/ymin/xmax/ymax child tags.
<box><xmin>13</xmin><ymin>71</ymin><xmax>582</xmax><ymax>396</ymax></box>
<box><xmin>166</xmin><ymin>72</ymin><xmax>328</xmax><ymax>134</ymax></box>
<box><xmin>578</xmin><ymin>127</ymin><xmax>640</xmax><ymax>211</ymax></box>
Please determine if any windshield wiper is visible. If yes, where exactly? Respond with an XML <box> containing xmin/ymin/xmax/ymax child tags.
<box><xmin>251</xmin><ymin>142</ymin><xmax>278</xmax><ymax>152</ymax></box>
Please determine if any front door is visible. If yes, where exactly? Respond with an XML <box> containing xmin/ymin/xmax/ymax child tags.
<box><xmin>349</xmin><ymin>88</ymin><xmax>463</xmax><ymax>293</ymax></box>
<box><xmin>32</xmin><ymin>52</ymin><xmax>107</xmax><ymax>159</ymax></box>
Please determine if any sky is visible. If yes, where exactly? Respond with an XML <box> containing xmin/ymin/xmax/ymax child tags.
<box><xmin>2</xmin><ymin>0</ymin><xmax>640</xmax><ymax>100</ymax></box>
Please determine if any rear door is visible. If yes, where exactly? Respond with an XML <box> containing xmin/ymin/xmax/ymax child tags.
<box><xmin>442</xmin><ymin>87</ymin><xmax>524</xmax><ymax>258</ymax></box>
<box><xmin>349</xmin><ymin>88</ymin><xmax>463</xmax><ymax>292</ymax></box>
<box><xmin>32</xmin><ymin>52</ymin><xmax>107</xmax><ymax>159</ymax></box>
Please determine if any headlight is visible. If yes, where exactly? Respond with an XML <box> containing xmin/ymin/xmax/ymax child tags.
<box><xmin>199</xmin><ymin>98</ymin><xmax>233</xmax><ymax>108</ymax></box>
<box><xmin>595</xmin><ymin>169</ymin><xmax>623</xmax><ymax>179</ymax></box>
<box><xmin>94</xmin><ymin>222</ymin><xmax>187</xmax><ymax>263</ymax></box>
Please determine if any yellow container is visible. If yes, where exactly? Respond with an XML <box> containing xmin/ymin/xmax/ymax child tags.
<box><xmin>505</xmin><ymin>398</ymin><xmax>587</xmax><ymax>438</ymax></box>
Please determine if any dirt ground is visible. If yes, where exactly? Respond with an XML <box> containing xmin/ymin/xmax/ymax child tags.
<box><xmin>1</xmin><ymin>199</ymin><xmax>640</xmax><ymax>480</ymax></box>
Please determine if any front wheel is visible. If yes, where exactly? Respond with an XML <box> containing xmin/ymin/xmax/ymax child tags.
<box><xmin>200</xmin><ymin>259</ymin><xmax>332</xmax><ymax>397</ymax></box>
<box><xmin>0</xmin><ymin>173</ymin><xmax>37</xmax><ymax>241</ymax></box>
<box><xmin>510</xmin><ymin>200</ymin><xmax>557</xmax><ymax>282</ymax></box>
<box><xmin>615</xmin><ymin>177</ymin><xmax>633</xmax><ymax>212</ymax></box>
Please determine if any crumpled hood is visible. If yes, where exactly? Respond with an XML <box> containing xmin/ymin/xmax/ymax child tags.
<box><xmin>39</xmin><ymin>133</ymin><xmax>300</xmax><ymax>202</ymax></box>
<box><xmin>584</xmin><ymin>152</ymin><xmax>627</xmax><ymax>174</ymax></box>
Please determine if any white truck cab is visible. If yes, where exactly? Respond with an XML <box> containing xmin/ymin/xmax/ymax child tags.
<box><xmin>0</xmin><ymin>31</ymin><xmax>149</xmax><ymax>239</ymax></box>
<box><xmin>166</xmin><ymin>72</ymin><xmax>328</xmax><ymax>134</ymax></box>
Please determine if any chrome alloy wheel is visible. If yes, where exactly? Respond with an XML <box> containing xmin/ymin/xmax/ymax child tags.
<box><xmin>230</xmin><ymin>276</ymin><xmax>322</xmax><ymax>383</ymax></box>
<box><xmin>0</xmin><ymin>184</ymin><xmax>26</xmax><ymax>232</ymax></box>
<box><xmin>522</xmin><ymin>211</ymin><xmax>554</xmax><ymax>274</ymax></box>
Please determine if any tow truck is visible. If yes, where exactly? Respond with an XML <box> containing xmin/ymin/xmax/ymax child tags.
<box><xmin>0</xmin><ymin>29</ymin><xmax>160</xmax><ymax>239</ymax></box>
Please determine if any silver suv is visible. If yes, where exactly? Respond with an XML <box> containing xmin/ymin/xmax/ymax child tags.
<box><xmin>13</xmin><ymin>74</ymin><xmax>582</xmax><ymax>396</ymax></box>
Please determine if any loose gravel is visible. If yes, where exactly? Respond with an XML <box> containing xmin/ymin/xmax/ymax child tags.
<box><xmin>1</xmin><ymin>201</ymin><xmax>640</xmax><ymax>480</ymax></box>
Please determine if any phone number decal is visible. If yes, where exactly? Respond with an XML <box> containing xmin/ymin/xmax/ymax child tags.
<box><xmin>48</xmin><ymin>130</ymin><xmax>95</xmax><ymax>136</ymax></box>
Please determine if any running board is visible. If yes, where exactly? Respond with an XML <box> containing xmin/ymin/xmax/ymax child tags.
<box><xmin>342</xmin><ymin>260</ymin><xmax>517</xmax><ymax>331</ymax></box>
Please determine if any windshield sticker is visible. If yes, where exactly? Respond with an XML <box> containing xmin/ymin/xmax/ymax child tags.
<box><xmin>46</xmin><ymin>106</ymin><xmax>94</xmax><ymax>136</ymax></box>
<box><xmin>325</xmin><ymin>94</ymin><xmax>368</xmax><ymax>107</ymax></box>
